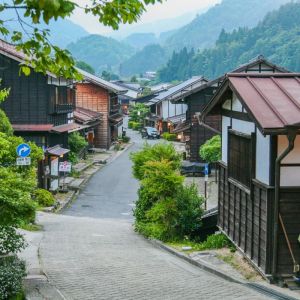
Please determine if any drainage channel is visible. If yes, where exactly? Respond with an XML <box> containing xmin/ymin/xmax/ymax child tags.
<box><xmin>244</xmin><ymin>283</ymin><xmax>299</xmax><ymax>300</ymax></box>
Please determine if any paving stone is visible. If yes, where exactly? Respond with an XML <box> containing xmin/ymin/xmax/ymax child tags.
<box><xmin>38</xmin><ymin>127</ymin><xmax>273</xmax><ymax>300</ymax></box>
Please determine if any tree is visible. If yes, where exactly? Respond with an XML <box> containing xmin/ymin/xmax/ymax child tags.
<box><xmin>0</xmin><ymin>0</ymin><xmax>162</xmax><ymax>79</ymax></box>
<box><xmin>76</xmin><ymin>60</ymin><xmax>95</xmax><ymax>75</ymax></box>
<box><xmin>0</xmin><ymin>91</ymin><xmax>43</xmax><ymax>299</ymax></box>
<box><xmin>199</xmin><ymin>135</ymin><xmax>221</xmax><ymax>163</ymax></box>
<box><xmin>131</xmin><ymin>75</ymin><xmax>138</xmax><ymax>82</ymax></box>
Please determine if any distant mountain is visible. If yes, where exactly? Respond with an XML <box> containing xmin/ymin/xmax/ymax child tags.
<box><xmin>110</xmin><ymin>10</ymin><xmax>200</xmax><ymax>39</ymax></box>
<box><xmin>0</xmin><ymin>10</ymin><xmax>88</xmax><ymax>49</ymax></box>
<box><xmin>67</xmin><ymin>35</ymin><xmax>135</xmax><ymax>74</ymax></box>
<box><xmin>164</xmin><ymin>0</ymin><xmax>291</xmax><ymax>52</ymax></box>
<box><xmin>123</xmin><ymin>33</ymin><xmax>158</xmax><ymax>50</ymax></box>
<box><xmin>45</xmin><ymin>19</ymin><xmax>88</xmax><ymax>48</ymax></box>
<box><xmin>120</xmin><ymin>44</ymin><xmax>167</xmax><ymax>77</ymax></box>
<box><xmin>159</xmin><ymin>2</ymin><xmax>300</xmax><ymax>82</ymax></box>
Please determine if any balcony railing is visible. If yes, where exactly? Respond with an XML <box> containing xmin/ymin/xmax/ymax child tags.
<box><xmin>50</xmin><ymin>104</ymin><xmax>74</xmax><ymax>114</ymax></box>
<box><xmin>110</xmin><ymin>103</ymin><xmax>121</xmax><ymax>114</ymax></box>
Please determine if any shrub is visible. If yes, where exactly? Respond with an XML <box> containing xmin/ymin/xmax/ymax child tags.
<box><xmin>68</xmin><ymin>132</ymin><xmax>88</xmax><ymax>153</ymax></box>
<box><xmin>198</xmin><ymin>233</ymin><xmax>231</xmax><ymax>250</ymax></box>
<box><xmin>129</xmin><ymin>103</ymin><xmax>149</xmax><ymax>123</ymax></box>
<box><xmin>122</xmin><ymin>135</ymin><xmax>130</xmax><ymax>143</ymax></box>
<box><xmin>0</xmin><ymin>109</ymin><xmax>13</xmax><ymax>136</ymax></box>
<box><xmin>199</xmin><ymin>135</ymin><xmax>221</xmax><ymax>163</ymax></box>
<box><xmin>0</xmin><ymin>255</ymin><xmax>26</xmax><ymax>300</ymax></box>
<box><xmin>130</xmin><ymin>143</ymin><xmax>181</xmax><ymax>180</ymax></box>
<box><xmin>162</xmin><ymin>132</ymin><xmax>177</xmax><ymax>141</ymax></box>
<box><xmin>134</xmin><ymin>160</ymin><xmax>184</xmax><ymax>222</ymax></box>
<box><xmin>128</xmin><ymin>121</ymin><xmax>141</xmax><ymax>130</ymax></box>
<box><xmin>138</xmin><ymin>184</ymin><xmax>204</xmax><ymax>241</ymax></box>
<box><xmin>0</xmin><ymin>227</ymin><xmax>26</xmax><ymax>255</ymax></box>
<box><xmin>68</xmin><ymin>132</ymin><xmax>88</xmax><ymax>163</ymax></box>
<box><xmin>33</xmin><ymin>189</ymin><xmax>55</xmax><ymax>207</ymax></box>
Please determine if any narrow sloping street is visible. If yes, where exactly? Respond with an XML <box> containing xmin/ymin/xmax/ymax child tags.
<box><xmin>38</xmin><ymin>130</ymin><xmax>271</xmax><ymax>300</ymax></box>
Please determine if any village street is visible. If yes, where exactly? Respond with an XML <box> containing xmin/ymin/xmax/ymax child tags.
<box><xmin>32</xmin><ymin>129</ymin><xmax>274</xmax><ymax>300</ymax></box>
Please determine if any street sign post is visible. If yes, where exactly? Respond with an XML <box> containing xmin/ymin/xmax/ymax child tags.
<box><xmin>16</xmin><ymin>143</ymin><xmax>31</xmax><ymax>157</ymax></box>
<box><xmin>59</xmin><ymin>161</ymin><xmax>72</xmax><ymax>192</ymax></box>
<box><xmin>16</xmin><ymin>157</ymin><xmax>31</xmax><ymax>166</ymax></box>
<box><xmin>204</xmin><ymin>163</ymin><xmax>209</xmax><ymax>210</ymax></box>
<box><xmin>59</xmin><ymin>161</ymin><xmax>72</xmax><ymax>173</ymax></box>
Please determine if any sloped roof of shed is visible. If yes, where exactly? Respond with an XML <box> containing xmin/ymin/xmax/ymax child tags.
<box><xmin>203</xmin><ymin>73</ymin><xmax>300</xmax><ymax>134</ymax></box>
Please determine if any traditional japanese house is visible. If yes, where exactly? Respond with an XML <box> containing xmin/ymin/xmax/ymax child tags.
<box><xmin>113</xmin><ymin>81</ymin><xmax>142</xmax><ymax>114</ymax></box>
<box><xmin>74</xmin><ymin>107</ymin><xmax>102</xmax><ymax>147</ymax></box>
<box><xmin>0</xmin><ymin>39</ymin><xmax>79</xmax><ymax>149</ymax></box>
<box><xmin>146</xmin><ymin>77</ymin><xmax>206</xmax><ymax>133</ymax></box>
<box><xmin>202</xmin><ymin>72</ymin><xmax>300</xmax><ymax>280</ymax></box>
<box><xmin>75</xmin><ymin>69</ymin><xmax>127</xmax><ymax>149</ymax></box>
<box><xmin>170</xmin><ymin>56</ymin><xmax>289</xmax><ymax>161</ymax></box>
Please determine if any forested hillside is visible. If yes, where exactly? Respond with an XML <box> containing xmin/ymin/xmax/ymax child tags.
<box><xmin>120</xmin><ymin>44</ymin><xmax>167</xmax><ymax>76</ymax></box>
<box><xmin>159</xmin><ymin>2</ymin><xmax>300</xmax><ymax>82</ymax></box>
<box><xmin>67</xmin><ymin>35</ymin><xmax>134</xmax><ymax>75</ymax></box>
<box><xmin>123</xmin><ymin>33</ymin><xmax>158</xmax><ymax>49</ymax></box>
<box><xmin>163</xmin><ymin>0</ymin><xmax>290</xmax><ymax>53</ymax></box>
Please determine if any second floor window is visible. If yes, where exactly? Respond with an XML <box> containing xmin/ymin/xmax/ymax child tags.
<box><xmin>228</xmin><ymin>130</ymin><xmax>253</xmax><ymax>188</ymax></box>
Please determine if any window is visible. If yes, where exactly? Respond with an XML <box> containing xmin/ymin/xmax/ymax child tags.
<box><xmin>228</xmin><ymin>130</ymin><xmax>252</xmax><ymax>188</ymax></box>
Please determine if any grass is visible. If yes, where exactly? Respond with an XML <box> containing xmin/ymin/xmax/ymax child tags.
<box><xmin>216</xmin><ymin>251</ymin><xmax>260</xmax><ymax>281</ymax></box>
<box><xmin>19</xmin><ymin>223</ymin><xmax>43</xmax><ymax>232</ymax></box>
<box><xmin>167</xmin><ymin>233</ymin><xmax>232</xmax><ymax>253</ymax></box>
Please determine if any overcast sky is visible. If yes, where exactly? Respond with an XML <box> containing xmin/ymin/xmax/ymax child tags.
<box><xmin>71</xmin><ymin>0</ymin><xmax>220</xmax><ymax>35</ymax></box>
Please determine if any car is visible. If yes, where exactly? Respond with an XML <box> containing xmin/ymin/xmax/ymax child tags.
<box><xmin>141</xmin><ymin>127</ymin><xmax>160</xmax><ymax>139</ymax></box>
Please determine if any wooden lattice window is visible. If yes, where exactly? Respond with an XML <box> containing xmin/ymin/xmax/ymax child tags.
<box><xmin>228</xmin><ymin>130</ymin><xmax>252</xmax><ymax>188</ymax></box>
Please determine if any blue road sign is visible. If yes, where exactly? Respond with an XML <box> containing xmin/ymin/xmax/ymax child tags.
<box><xmin>204</xmin><ymin>164</ymin><xmax>209</xmax><ymax>176</ymax></box>
<box><xmin>16</xmin><ymin>143</ymin><xmax>31</xmax><ymax>157</ymax></box>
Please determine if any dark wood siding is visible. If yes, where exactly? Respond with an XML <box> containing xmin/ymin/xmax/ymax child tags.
<box><xmin>277</xmin><ymin>188</ymin><xmax>300</xmax><ymax>275</ymax></box>
<box><xmin>218</xmin><ymin>163</ymin><xmax>274</xmax><ymax>275</ymax></box>
<box><xmin>187</xmin><ymin>87</ymin><xmax>220</xmax><ymax>161</ymax></box>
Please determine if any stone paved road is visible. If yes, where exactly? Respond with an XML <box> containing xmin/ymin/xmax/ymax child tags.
<box><xmin>39</xmin><ymin>129</ymin><xmax>271</xmax><ymax>300</ymax></box>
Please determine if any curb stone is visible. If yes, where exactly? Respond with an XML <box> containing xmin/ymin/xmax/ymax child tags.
<box><xmin>148</xmin><ymin>239</ymin><xmax>243</xmax><ymax>284</ymax></box>
<box><xmin>148</xmin><ymin>239</ymin><xmax>300</xmax><ymax>300</ymax></box>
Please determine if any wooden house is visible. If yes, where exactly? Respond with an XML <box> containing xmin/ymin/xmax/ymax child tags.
<box><xmin>0</xmin><ymin>39</ymin><xmax>79</xmax><ymax>149</ymax></box>
<box><xmin>75</xmin><ymin>69</ymin><xmax>127</xmax><ymax>149</ymax></box>
<box><xmin>202</xmin><ymin>72</ymin><xmax>300</xmax><ymax>280</ymax></box>
<box><xmin>169</xmin><ymin>56</ymin><xmax>289</xmax><ymax>161</ymax></box>
<box><xmin>145</xmin><ymin>77</ymin><xmax>206</xmax><ymax>133</ymax></box>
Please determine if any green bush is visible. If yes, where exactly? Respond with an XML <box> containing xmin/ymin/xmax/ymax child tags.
<box><xmin>122</xmin><ymin>135</ymin><xmax>130</xmax><ymax>143</ymax></box>
<box><xmin>134</xmin><ymin>160</ymin><xmax>184</xmax><ymax>222</ymax></box>
<box><xmin>0</xmin><ymin>227</ymin><xmax>26</xmax><ymax>255</ymax></box>
<box><xmin>68</xmin><ymin>132</ymin><xmax>88</xmax><ymax>163</ymax></box>
<box><xmin>0</xmin><ymin>109</ymin><xmax>13</xmax><ymax>136</ymax></box>
<box><xmin>198</xmin><ymin>233</ymin><xmax>231</xmax><ymax>250</ymax></box>
<box><xmin>33</xmin><ymin>189</ymin><xmax>55</xmax><ymax>207</ymax></box>
<box><xmin>128</xmin><ymin>121</ymin><xmax>141</xmax><ymax>130</ymax></box>
<box><xmin>199</xmin><ymin>135</ymin><xmax>221</xmax><ymax>163</ymax></box>
<box><xmin>138</xmin><ymin>184</ymin><xmax>204</xmax><ymax>241</ymax></box>
<box><xmin>130</xmin><ymin>143</ymin><xmax>181</xmax><ymax>180</ymax></box>
<box><xmin>0</xmin><ymin>256</ymin><xmax>26</xmax><ymax>300</ymax></box>
<box><xmin>129</xmin><ymin>103</ymin><xmax>149</xmax><ymax>123</ymax></box>
<box><xmin>162</xmin><ymin>132</ymin><xmax>177</xmax><ymax>141</ymax></box>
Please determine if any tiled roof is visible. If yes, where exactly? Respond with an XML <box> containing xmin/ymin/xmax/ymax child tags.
<box><xmin>203</xmin><ymin>73</ymin><xmax>300</xmax><ymax>134</ymax></box>
<box><xmin>170</xmin><ymin>56</ymin><xmax>291</xmax><ymax>103</ymax></box>
<box><xmin>12</xmin><ymin>124</ymin><xmax>53</xmax><ymax>132</ymax></box>
<box><xmin>74</xmin><ymin>107</ymin><xmax>102</xmax><ymax>124</ymax></box>
<box><xmin>51</xmin><ymin>123</ymin><xmax>82</xmax><ymax>133</ymax></box>
<box><xmin>45</xmin><ymin>145</ymin><xmax>70</xmax><ymax>156</ymax></box>
<box><xmin>151</xmin><ymin>76</ymin><xmax>206</xmax><ymax>104</ymax></box>
<box><xmin>171</xmin><ymin>121</ymin><xmax>191</xmax><ymax>134</ymax></box>
<box><xmin>77</xmin><ymin>69</ymin><xmax>127</xmax><ymax>94</ymax></box>
<box><xmin>0</xmin><ymin>39</ymin><xmax>56</xmax><ymax>77</ymax></box>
